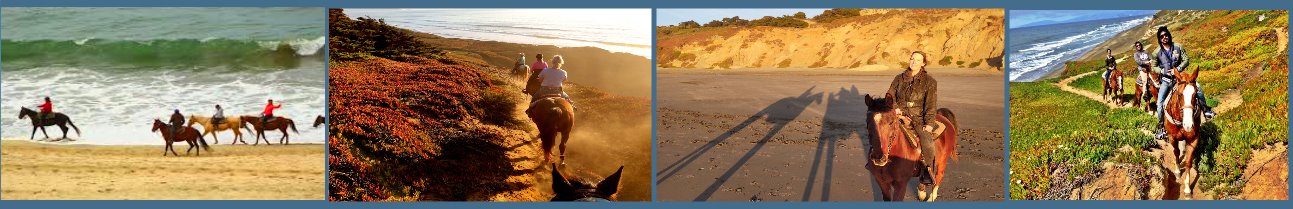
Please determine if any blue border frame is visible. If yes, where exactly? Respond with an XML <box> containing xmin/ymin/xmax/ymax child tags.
<box><xmin>0</xmin><ymin>0</ymin><xmax>1290</xmax><ymax>208</ymax></box>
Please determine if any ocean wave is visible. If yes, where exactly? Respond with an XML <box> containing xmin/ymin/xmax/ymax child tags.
<box><xmin>1009</xmin><ymin>16</ymin><xmax>1150</xmax><ymax>81</ymax></box>
<box><xmin>1</xmin><ymin>37</ymin><xmax>326</xmax><ymax>70</ymax></box>
<box><xmin>0</xmin><ymin>66</ymin><xmax>326</xmax><ymax>145</ymax></box>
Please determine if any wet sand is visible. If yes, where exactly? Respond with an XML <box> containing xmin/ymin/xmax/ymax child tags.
<box><xmin>655</xmin><ymin>68</ymin><xmax>1005</xmax><ymax>201</ymax></box>
<box><xmin>1</xmin><ymin>140</ymin><xmax>324</xmax><ymax>200</ymax></box>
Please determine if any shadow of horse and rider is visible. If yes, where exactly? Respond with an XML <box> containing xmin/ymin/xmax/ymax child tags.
<box><xmin>656</xmin><ymin>85</ymin><xmax>960</xmax><ymax>201</ymax></box>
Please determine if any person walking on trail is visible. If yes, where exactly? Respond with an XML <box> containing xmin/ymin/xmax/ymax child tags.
<box><xmin>536</xmin><ymin>55</ymin><xmax>577</xmax><ymax>110</ymax></box>
<box><xmin>1154</xmin><ymin>26</ymin><xmax>1216</xmax><ymax>139</ymax></box>
<box><xmin>885</xmin><ymin>51</ymin><xmax>940</xmax><ymax>185</ymax></box>
<box><xmin>262</xmin><ymin>99</ymin><xmax>282</xmax><ymax>126</ymax></box>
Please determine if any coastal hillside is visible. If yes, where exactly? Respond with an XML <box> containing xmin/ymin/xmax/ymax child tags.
<box><xmin>1011</xmin><ymin>10</ymin><xmax>1287</xmax><ymax>200</ymax></box>
<box><xmin>327</xmin><ymin>9</ymin><xmax>651</xmax><ymax>201</ymax></box>
<box><xmin>657</xmin><ymin>9</ymin><xmax>1004</xmax><ymax>71</ymax></box>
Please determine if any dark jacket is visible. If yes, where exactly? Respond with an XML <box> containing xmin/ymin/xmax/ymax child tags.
<box><xmin>886</xmin><ymin>69</ymin><xmax>938</xmax><ymax>127</ymax></box>
<box><xmin>1154</xmin><ymin>43</ymin><xmax>1189</xmax><ymax>79</ymax></box>
<box><xmin>1105</xmin><ymin>55</ymin><xmax>1117</xmax><ymax>71</ymax></box>
<box><xmin>170</xmin><ymin>111</ymin><xmax>185</xmax><ymax>126</ymax></box>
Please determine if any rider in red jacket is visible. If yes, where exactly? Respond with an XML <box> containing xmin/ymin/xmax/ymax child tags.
<box><xmin>261</xmin><ymin>99</ymin><xmax>282</xmax><ymax>125</ymax></box>
<box><xmin>36</xmin><ymin>97</ymin><xmax>54</xmax><ymax>120</ymax></box>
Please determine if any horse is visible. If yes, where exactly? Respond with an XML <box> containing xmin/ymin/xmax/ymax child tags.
<box><xmin>1162</xmin><ymin>69</ymin><xmax>1203</xmax><ymax>195</ymax></box>
<box><xmin>17</xmin><ymin>107</ymin><xmax>81</xmax><ymax>140</ymax></box>
<box><xmin>863</xmin><ymin>93</ymin><xmax>959</xmax><ymax>202</ymax></box>
<box><xmin>239</xmin><ymin>115</ymin><xmax>299</xmax><ymax>145</ymax></box>
<box><xmin>527</xmin><ymin>96</ymin><xmax>575</xmax><ymax>164</ymax></box>
<box><xmin>1134</xmin><ymin>67</ymin><xmax>1161</xmax><ymax>113</ymax></box>
<box><xmin>513</xmin><ymin>53</ymin><xmax>531</xmax><ymax>81</ymax></box>
<box><xmin>524</xmin><ymin>69</ymin><xmax>544</xmax><ymax>99</ymax></box>
<box><xmin>188</xmin><ymin>115</ymin><xmax>254</xmax><ymax>145</ymax></box>
<box><xmin>550</xmin><ymin>163</ymin><xmax>623</xmax><ymax>201</ymax></box>
<box><xmin>150</xmin><ymin>119</ymin><xmax>210</xmax><ymax>156</ymax></box>
<box><xmin>1104</xmin><ymin>69</ymin><xmax>1124</xmax><ymax>105</ymax></box>
<box><xmin>313</xmin><ymin>115</ymin><xmax>326</xmax><ymax>128</ymax></box>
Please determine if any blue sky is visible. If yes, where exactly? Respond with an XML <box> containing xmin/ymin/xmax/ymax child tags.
<box><xmin>1009</xmin><ymin>10</ymin><xmax>1157</xmax><ymax>29</ymax></box>
<box><xmin>656</xmin><ymin>9</ymin><xmax>828</xmax><ymax>26</ymax></box>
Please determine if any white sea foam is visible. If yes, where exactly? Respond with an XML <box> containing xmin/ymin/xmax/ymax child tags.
<box><xmin>1</xmin><ymin>66</ymin><xmax>326</xmax><ymax>145</ymax></box>
<box><xmin>1010</xmin><ymin>16</ymin><xmax>1151</xmax><ymax>81</ymax></box>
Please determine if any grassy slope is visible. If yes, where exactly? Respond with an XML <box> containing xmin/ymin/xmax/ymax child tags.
<box><xmin>1010</xmin><ymin>10</ymin><xmax>1288</xmax><ymax>199</ymax></box>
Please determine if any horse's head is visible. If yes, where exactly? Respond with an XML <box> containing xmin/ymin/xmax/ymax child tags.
<box><xmin>18</xmin><ymin>107</ymin><xmax>32</xmax><ymax>119</ymax></box>
<box><xmin>863</xmin><ymin>94</ymin><xmax>904</xmax><ymax>166</ymax></box>
<box><xmin>550</xmin><ymin>164</ymin><xmax>622</xmax><ymax>202</ymax></box>
<box><xmin>1171</xmin><ymin>69</ymin><xmax>1202</xmax><ymax>131</ymax></box>
<box><xmin>150</xmin><ymin>119</ymin><xmax>166</xmax><ymax>132</ymax></box>
<box><xmin>313</xmin><ymin>115</ymin><xmax>325</xmax><ymax>128</ymax></box>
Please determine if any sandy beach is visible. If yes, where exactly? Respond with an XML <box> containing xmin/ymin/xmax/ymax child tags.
<box><xmin>655</xmin><ymin>68</ymin><xmax>1005</xmax><ymax>201</ymax></box>
<box><xmin>1</xmin><ymin>140</ymin><xmax>324</xmax><ymax>200</ymax></box>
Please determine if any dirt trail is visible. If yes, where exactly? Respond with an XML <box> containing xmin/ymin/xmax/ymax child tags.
<box><xmin>1056</xmin><ymin>70</ymin><xmax>1243</xmax><ymax>115</ymax></box>
<box><xmin>483</xmin><ymin>66</ymin><xmax>653</xmax><ymax>201</ymax></box>
<box><xmin>1055</xmin><ymin>71</ymin><xmax>1122</xmax><ymax>109</ymax></box>
<box><xmin>1054</xmin><ymin>71</ymin><xmax>1281</xmax><ymax>200</ymax></box>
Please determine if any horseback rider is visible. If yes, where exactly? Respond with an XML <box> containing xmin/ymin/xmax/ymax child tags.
<box><xmin>515</xmin><ymin>53</ymin><xmax>530</xmax><ymax>76</ymax></box>
<box><xmin>262</xmin><ymin>99</ymin><xmax>282</xmax><ymax>126</ymax></box>
<box><xmin>536</xmin><ymin>55</ymin><xmax>577</xmax><ymax>110</ymax></box>
<box><xmin>526</xmin><ymin>53</ymin><xmax>550</xmax><ymax>98</ymax></box>
<box><xmin>170</xmin><ymin>109</ymin><xmax>185</xmax><ymax>138</ymax></box>
<box><xmin>212</xmin><ymin>104</ymin><xmax>226</xmax><ymax>125</ymax></box>
<box><xmin>1134</xmin><ymin>41</ymin><xmax>1153</xmax><ymax>100</ymax></box>
<box><xmin>35</xmin><ymin>97</ymin><xmax>54</xmax><ymax>123</ymax></box>
<box><xmin>1101</xmin><ymin>48</ymin><xmax>1116</xmax><ymax>81</ymax></box>
<box><xmin>886</xmin><ymin>51</ymin><xmax>939</xmax><ymax>185</ymax></box>
<box><xmin>1154</xmin><ymin>26</ymin><xmax>1216</xmax><ymax>139</ymax></box>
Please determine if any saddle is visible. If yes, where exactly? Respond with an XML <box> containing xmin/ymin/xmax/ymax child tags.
<box><xmin>529</xmin><ymin>94</ymin><xmax>568</xmax><ymax>109</ymax></box>
<box><xmin>896</xmin><ymin>115</ymin><xmax>948</xmax><ymax>149</ymax></box>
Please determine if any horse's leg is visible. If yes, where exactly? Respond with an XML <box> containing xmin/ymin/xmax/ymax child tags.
<box><xmin>30</xmin><ymin>126</ymin><xmax>37</xmax><ymax>140</ymax></box>
<box><xmin>280</xmin><ymin>128</ymin><xmax>289</xmax><ymax>145</ymax></box>
<box><xmin>39</xmin><ymin>126</ymin><xmax>50</xmax><ymax>139</ymax></box>
<box><xmin>876</xmin><ymin>177</ymin><xmax>894</xmax><ymax>201</ymax></box>
<box><xmin>1181</xmin><ymin>138</ymin><xmax>1199</xmax><ymax>195</ymax></box>
<box><xmin>928</xmin><ymin>184</ymin><xmax>941</xmax><ymax>202</ymax></box>
<box><xmin>892</xmin><ymin>179</ymin><xmax>909</xmax><ymax>201</ymax></box>
<box><xmin>208</xmin><ymin>129</ymin><xmax>219</xmax><ymax>144</ymax></box>
<box><xmin>558</xmin><ymin>131</ymin><xmax>570</xmax><ymax>164</ymax></box>
<box><xmin>540</xmin><ymin>130</ymin><xmax>554</xmax><ymax>163</ymax></box>
<box><xmin>917</xmin><ymin>183</ymin><xmax>928</xmax><ymax>201</ymax></box>
<box><xmin>58</xmin><ymin>124</ymin><xmax>69</xmax><ymax>139</ymax></box>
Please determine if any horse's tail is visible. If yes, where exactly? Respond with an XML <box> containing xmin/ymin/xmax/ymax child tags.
<box><xmin>937</xmin><ymin>108</ymin><xmax>959</xmax><ymax>162</ymax></box>
<box><xmin>198</xmin><ymin>132</ymin><xmax>211</xmax><ymax>151</ymax></box>
<box><xmin>67</xmin><ymin>117</ymin><xmax>83</xmax><ymax>137</ymax></box>
<box><xmin>288</xmin><ymin>119</ymin><xmax>299</xmax><ymax>134</ymax></box>
<box><xmin>242</xmin><ymin>123</ymin><xmax>254</xmax><ymax>135</ymax></box>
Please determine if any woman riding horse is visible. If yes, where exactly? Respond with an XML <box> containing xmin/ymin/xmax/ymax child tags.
<box><xmin>885</xmin><ymin>51</ymin><xmax>939</xmax><ymax>185</ymax></box>
<box><xmin>536</xmin><ymin>55</ymin><xmax>577</xmax><ymax>110</ymax></box>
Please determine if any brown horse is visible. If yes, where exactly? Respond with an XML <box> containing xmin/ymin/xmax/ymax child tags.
<box><xmin>864</xmin><ymin>94</ymin><xmax>959</xmax><ymax>202</ymax></box>
<box><xmin>1134</xmin><ymin>68</ymin><xmax>1161</xmax><ymax>113</ymax></box>
<box><xmin>188</xmin><ymin>115</ymin><xmax>254</xmax><ymax>145</ymax></box>
<box><xmin>313</xmin><ymin>115</ymin><xmax>326</xmax><ymax>128</ymax></box>
<box><xmin>550</xmin><ymin>163</ymin><xmax>623</xmax><ymax>201</ymax></box>
<box><xmin>1104</xmin><ymin>69</ymin><xmax>1124</xmax><ymax>105</ymax></box>
<box><xmin>527</xmin><ymin>96</ymin><xmax>574</xmax><ymax>164</ymax></box>
<box><xmin>1162</xmin><ymin>69</ymin><xmax>1203</xmax><ymax>195</ymax></box>
<box><xmin>524</xmin><ymin>70</ymin><xmax>544</xmax><ymax>99</ymax></box>
<box><xmin>17</xmin><ymin>107</ymin><xmax>82</xmax><ymax>140</ymax></box>
<box><xmin>151</xmin><ymin>119</ymin><xmax>210</xmax><ymax>156</ymax></box>
<box><xmin>239</xmin><ymin>115</ymin><xmax>299</xmax><ymax>145</ymax></box>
